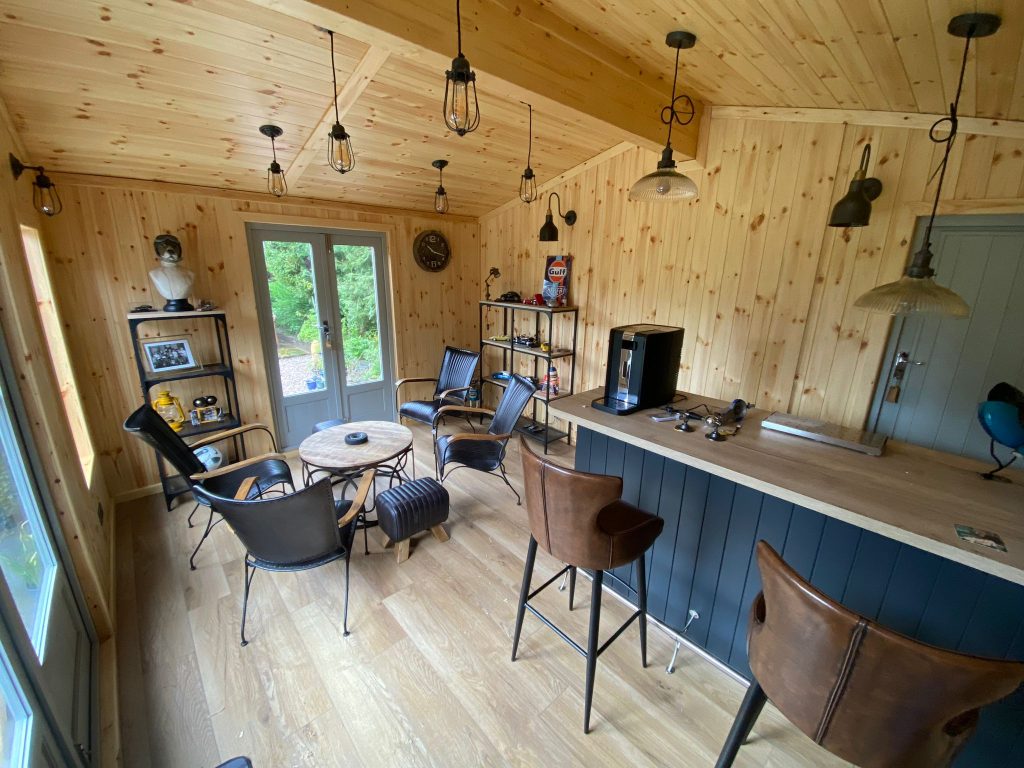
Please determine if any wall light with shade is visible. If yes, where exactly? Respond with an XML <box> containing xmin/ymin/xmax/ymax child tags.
<box><xmin>539</xmin><ymin>192</ymin><xmax>576</xmax><ymax>242</ymax></box>
<box><xmin>9</xmin><ymin>154</ymin><xmax>62</xmax><ymax>216</ymax></box>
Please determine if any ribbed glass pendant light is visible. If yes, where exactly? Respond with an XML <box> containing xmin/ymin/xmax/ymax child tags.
<box><xmin>629</xmin><ymin>31</ymin><xmax>698</xmax><ymax>202</ymax></box>
<box><xmin>854</xmin><ymin>13</ymin><xmax>1000</xmax><ymax>318</ymax></box>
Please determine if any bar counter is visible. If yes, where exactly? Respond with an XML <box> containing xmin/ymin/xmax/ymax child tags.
<box><xmin>550</xmin><ymin>388</ymin><xmax>1024</xmax><ymax>766</ymax></box>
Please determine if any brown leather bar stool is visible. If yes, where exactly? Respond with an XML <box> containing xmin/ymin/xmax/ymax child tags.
<box><xmin>716</xmin><ymin>541</ymin><xmax>1024</xmax><ymax>768</ymax></box>
<box><xmin>512</xmin><ymin>438</ymin><xmax>664</xmax><ymax>733</ymax></box>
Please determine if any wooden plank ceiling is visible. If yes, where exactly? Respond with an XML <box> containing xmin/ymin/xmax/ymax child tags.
<box><xmin>1</xmin><ymin>0</ymin><xmax>1022</xmax><ymax>216</ymax></box>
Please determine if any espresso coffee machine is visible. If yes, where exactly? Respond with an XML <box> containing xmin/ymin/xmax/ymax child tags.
<box><xmin>592</xmin><ymin>325</ymin><xmax>684</xmax><ymax>415</ymax></box>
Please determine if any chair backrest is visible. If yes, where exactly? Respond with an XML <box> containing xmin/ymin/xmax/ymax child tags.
<box><xmin>123</xmin><ymin>403</ymin><xmax>205</xmax><ymax>480</ymax></box>
<box><xmin>520</xmin><ymin>438</ymin><xmax>622</xmax><ymax>567</ymax></box>
<box><xmin>198</xmin><ymin>478</ymin><xmax>343</xmax><ymax>566</ymax></box>
<box><xmin>435</xmin><ymin>346</ymin><xmax>480</xmax><ymax>400</ymax></box>
<box><xmin>749</xmin><ymin>541</ymin><xmax>1024</xmax><ymax>768</ymax></box>
<box><xmin>489</xmin><ymin>374</ymin><xmax>536</xmax><ymax>436</ymax></box>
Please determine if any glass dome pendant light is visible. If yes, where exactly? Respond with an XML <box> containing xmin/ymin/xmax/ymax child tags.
<box><xmin>854</xmin><ymin>13</ymin><xmax>1001</xmax><ymax>318</ymax></box>
<box><xmin>324</xmin><ymin>29</ymin><xmax>355</xmax><ymax>174</ymax></box>
<box><xmin>259</xmin><ymin>124</ymin><xmax>287</xmax><ymax>197</ymax></box>
<box><xmin>629</xmin><ymin>31</ymin><xmax>699</xmax><ymax>202</ymax></box>
<box><xmin>519</xmin><ymin>101</ymin><xmax>538</xmax><ymax>203</ymax></box>
<box><xmin>433</xmin><ymin>159</ymin><xmax>450</xmax><ymax>214</ymax></box>
<box><xmin>442</xmin><ymin>0</ymin><xmax>481</xmax><ymax>137</ymax></box>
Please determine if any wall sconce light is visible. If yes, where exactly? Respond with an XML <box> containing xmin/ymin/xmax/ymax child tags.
<box><xmin>323</xmin><ymin>29</ymin><xmax>355</xmax><ymax>174</ymax></box>
<box><xmin>442</xmin><ymin>0</ymin><xmax>480</xmax><ymax>136</ymax></box>
<box><xmin>539</xmin><ymin>192</ymin><xmax>576</xmax><ymax>242</ymax></box>
<box><xmin>629</xmin><ymin>31</ymin><xmax>699</xmax><ymax>202</ymax></box>
<box><xmin>259</xmin><ymin>125</ymin><xmax>287</xmax><ymax>197</ymax></box>
<box><xmin>9</xmin><ymin>153</ymin><xmax>62</xmax><ymax>216</ymax></box>
<box><xmin>854</xmin><ymin>13</ymin><xmax>1000</xmax><ymax>317</ymax></box>
<box><xmin>484</xmin><ymin>266</ymin><xmax>501</xmax><ymax>300</ymax></box>
<box><xmin>433</xmin><ymin>159</ymin><xmax>450</xmax><ymax>214</ymax></box>
<box><xmin>828</xmin><ymin>144</ymin><xmax>882</xmax><ymax>227</ymax></box>
<box><xmin>519</xmin><ymin>102</ymin><xmax>537</xmax><ymax>203</ymax></box>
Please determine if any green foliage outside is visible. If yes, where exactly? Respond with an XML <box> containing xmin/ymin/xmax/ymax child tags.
<box><xmin>262</xmin><ymin>241</ymin><xmax>381</xmax><ymax>384</ymax></box>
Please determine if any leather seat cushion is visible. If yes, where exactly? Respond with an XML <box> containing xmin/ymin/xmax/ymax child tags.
<box><xmin>596</xmin><ymin>500</ymin><xmax>665</xmax><ymax>570</ymax></box>
<box><xmin>399</xmin><ymin>399</ymin><xmax>443</xmax><ymax>425</ymax></box>
<box><xmin>195</xmin><ymin>459</ymin><xmax>293</xmax><ymax>506</ymax></box>
<box><xmin>436</xmin><ymin>434</ymin><xmax>503</xmax><ymax>472</ymax></box>
<box><xmin>376</xmin><ymin>478</ymin><xmax>450</xmax><ymax>542</ymax></box>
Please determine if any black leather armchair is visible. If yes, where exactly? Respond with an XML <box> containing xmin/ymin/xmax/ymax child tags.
<box><xmin>395</xmin><ymin>346</ymin><xmax>480</xmax><ymax>428</ymax></box>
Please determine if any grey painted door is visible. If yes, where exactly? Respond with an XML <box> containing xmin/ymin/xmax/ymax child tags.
<box><xmin>870</xmin><ymin>215</ymin><xmax>1024</xmax><ymax>463</ymax></box>
<box><xmin>0</xmin><ymin>332</ymin><xmax>95</xmax><ymax>767</ymax></box>
<box><xmin>248</xmin><ymin>225</ymin><xmax>396</xmax><ymax>448</ymax></box>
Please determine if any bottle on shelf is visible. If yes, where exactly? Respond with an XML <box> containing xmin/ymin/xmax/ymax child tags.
<box><xmin>548</xmin><ymin>365</ymin><xmax>559</xmax><ymax>395</ymax></box>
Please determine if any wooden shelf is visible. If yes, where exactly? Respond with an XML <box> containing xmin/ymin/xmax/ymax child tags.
<box><xmin>143</xmin><ymin>363</ymin><xmax>232</xmax><ymax>386</ymax></box>
<box><xmin>479</xmin><ymin>300</ymin><xmax>578</xmax><ymax>314</ymax></box>
<box><xmin>177</xmin><ymin>414</ymin><xmax>239</xmax><ymax>440</ymax></box>
<box><xmin>481</xmin><ymin>339</ymin><xmax>573</xmax><ymax>360</ymax></box>
<box><xmin>127</xmin><ymin>309</ymin><xmax>225</xmax><ymax>321</ymax></box>
<box><xmin>482</xmin><ymin>376</ymin><xmax>572</xmax><ymax>403</ymax></box>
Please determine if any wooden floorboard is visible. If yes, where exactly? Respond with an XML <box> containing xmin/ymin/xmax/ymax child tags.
<box><xmin>115</xmin><ymin>423</ymin><xmax>850</xmax><ymax>767</ymax></box>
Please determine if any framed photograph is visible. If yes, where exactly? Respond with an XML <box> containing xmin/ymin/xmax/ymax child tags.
<box><xmin>141</xmin><ymin>336</ymin><xmax>199</xmax><ymax>374</ymax></box>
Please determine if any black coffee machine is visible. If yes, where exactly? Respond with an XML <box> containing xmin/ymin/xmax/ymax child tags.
<box><xmin>592</xmin><ymin>324</ymin><xmax>684</xmax><ymax>415</ymax></box>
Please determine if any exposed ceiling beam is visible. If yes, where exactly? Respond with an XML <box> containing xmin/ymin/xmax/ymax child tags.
<box><xmin>264</xmin><ymin>0</ymin><xmax>699</xmax><ymax>158</ymax></box>
<box><xmin>712</xmin><ymin>106</ymin><xmax>1024</xmax><ymax>141</ymax></box>
<box><xmin>287</xmin><ymin>45</ymin><xmax>390</xmax><ymax>185</ymax></box>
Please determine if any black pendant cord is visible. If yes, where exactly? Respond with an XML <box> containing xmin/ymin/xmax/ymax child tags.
<box><xmin>660</xmin><ymin>45</ymin><xmax>695</xmax><ymax>150</ymax></box>
<box><xmin>456</xmin><ymin>0</ymin><xmax>463</xmax><ymax>56</ymax></box>
<box><xmin>329</xmin><ymin>30</ymin><xmax>341</xmax><ymax>125</ymax></box>
<box><xmin>919</xmin><ymin>29</ymin><xmax>973</xmax><ymax>262</ymax></box>
<box><xmin>270</xmin><ymin>136</ymin><xmax>278</xmax><ymax>165</ymax></box>
<box><xmin>523</xmin><ymin>102</ymin><xmax>533</xmax><ymax>168</ymax></box>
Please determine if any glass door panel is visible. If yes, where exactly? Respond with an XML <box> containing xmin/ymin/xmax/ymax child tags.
<box><xmin>0</xmin><ymin>648</ymin><xmax>31</xmax><ymax>768</ymax></box>
<box><xmin>0</xmin><ymin>379</ymin><xmax>57</xmax><ymax>660</ymax></box>
<box><xmin>260</xmin><ymin>239</ymin><xmax>327</xmax><ymax>397</ymax></box>
<box><xmin>333</xmin><ymin>243</ymin><xmax>383</xmax><ymax>386</ymax></box>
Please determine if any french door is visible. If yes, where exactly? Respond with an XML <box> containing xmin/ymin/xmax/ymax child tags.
<box><xmin>248</xmin><ymin>225</ymin><xmax>396</xmax><ymax>448</ymax></box>
<box><xmin>0</xmin><ymin>328</ymin><xmax>96</xmax><ymax>766</ymax></box>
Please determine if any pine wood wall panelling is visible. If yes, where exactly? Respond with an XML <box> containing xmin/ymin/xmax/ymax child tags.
<box><xmin>41</xmin><ymin>178</ymin><xmax>479</xmax><ymax>497</ymax></box>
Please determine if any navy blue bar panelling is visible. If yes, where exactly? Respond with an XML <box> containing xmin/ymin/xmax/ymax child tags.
<box><xmin>574</xmin><ymin>427</ymin><xmax>1024</xmax><ymax>767</ymax></box>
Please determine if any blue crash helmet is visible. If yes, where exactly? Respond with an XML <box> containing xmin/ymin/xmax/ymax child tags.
<box><xmin>978</xmin><ymin>400</ymin><xmax>1024</xmax><ymax>451</ymax></box>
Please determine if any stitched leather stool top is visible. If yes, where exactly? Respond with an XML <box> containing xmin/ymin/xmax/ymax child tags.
<box><xmin>376</xmin><ymin>478</ymin><xmax>450</xmax><ymax>543</ymax></box>
<box><xmin>521</xmin><ymin>439</ymin><xmax>664</xmax><ymax>571</ymax></box>
<box><xmin>749</xmin><ymin>542</ymin><xmax>1024</xmax><ymax>768</ymax></box>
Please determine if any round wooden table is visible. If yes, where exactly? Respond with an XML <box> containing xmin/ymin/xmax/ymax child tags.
<box><xmin>299</xmin><ymin>420</ymin><xmax>414</xmax><ymax>487</ymax></box>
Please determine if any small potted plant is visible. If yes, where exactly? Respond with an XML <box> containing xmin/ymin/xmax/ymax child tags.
<box><xmin>306</xmin><ymin>340</ymin><xmax>325</xmax><ymax>390</ymax></box>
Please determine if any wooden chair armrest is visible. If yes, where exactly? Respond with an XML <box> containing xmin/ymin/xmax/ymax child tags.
<box><xmin>445</xmin><ymin>432</ymin><xmax>511</xmax><ymax>444</ymax></box>
<box><xmin>190</xmin><ymin>452</ymin><xmax>287</xmax><ymax>482</ymax></box>
<box><xmin>338</xmin><ymin>469</ymin><xmax>377</xmax><ymax>528</ymax></box>
<box><xmin>436</xmin><ymin>405</ymin><xmax>494</xmax><ymax>419</ymax></box>
<box><xmin>190</xmin><ymin>423</ymin><xmax>278</xmax><ymax>452</ymax></box>
<box><xmin>438</xmin><ymin>385</ymin><xmax>473</xmax><ymax>401</ymax></box>
<box><xmin>233</xmin><ymin>477</ymin><xmax>258</xmax><ymax>500</ymax></box>
<box><xmin>395</xmin><ymin>376</ymin><xmax>437</xmax><ymax>389</ymax></box>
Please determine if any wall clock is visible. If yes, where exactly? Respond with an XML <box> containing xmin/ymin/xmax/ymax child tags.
<box><xmin>413</xmin><ymin>230</ymin><xmax>451</xmax><ymax>272</ymax></box>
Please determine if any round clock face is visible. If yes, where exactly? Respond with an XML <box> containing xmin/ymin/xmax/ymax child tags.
<box><xmin>413</xmin><ymin>230</ymin><xmax>451</xmax><ymax>272</ymax></box>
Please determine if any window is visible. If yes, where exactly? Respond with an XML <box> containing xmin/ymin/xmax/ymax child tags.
<box><xmin>19</xmin><ymin>227</ymin><xmax>94</xmax><ymax>477</ymax></box>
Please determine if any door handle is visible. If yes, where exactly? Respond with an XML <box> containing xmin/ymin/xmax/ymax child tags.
<box><xmin>321</xmin><ymin>320</ymin><xmax>332</xmax><ymax>349</ymax></box>
<box><xmin>892</xmin><ymin>351</ymin><xmax>925</xmax><ymax>382</ymax></box>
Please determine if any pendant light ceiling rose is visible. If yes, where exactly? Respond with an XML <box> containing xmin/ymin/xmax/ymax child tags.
<box><xmin>629</xmin><ymin>30</ymin><xmax>699</xmax><ymax>202</ymax></box>
<box><xmin>947</xmin><ymin>12</ymin><xmax>1001</xmax><ymax>39</ymax></box>
<box><xmin>259</xmin><ymin>124</ymin><xmax>283</xmax><ymax>141</ymax></box>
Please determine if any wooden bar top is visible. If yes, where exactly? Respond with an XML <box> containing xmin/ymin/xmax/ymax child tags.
<box><xmin>551</xmin><ymin>389</ymin><xmax>1024</xmax><ymax>586</ymax></box>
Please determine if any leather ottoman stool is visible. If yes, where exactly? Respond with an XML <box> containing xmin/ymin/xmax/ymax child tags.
<box><xmin>376</xmin><ymin>477</ymin><xmax>450</xmax><ymax>563</ymax></box>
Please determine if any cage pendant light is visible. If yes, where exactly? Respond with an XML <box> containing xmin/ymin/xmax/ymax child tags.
<box><xmin>433</xmin><ymin>159</ymin><xmax>450</xmax><ymax>214</ymax></box>
<box><xmin>854</xmin><ymin>13</ymin><xmax>1001</xmax><ymax>318</ymax></box>
<box><xmin>324</xmin><ymin>29</ymin><xmax>355</xmax><ymax>174</ymax></box>
<box><xmin>629</xmin><ymin>31</ymin><xmax>698</xmax><ymax>202</ymax></box>
<box><xmin>259</xmin><ymin>125</ymin><xmax>287</xmax><ymax>197</ymax></box>
<box><xmin>519</xmin><ymin>102</ymin><xmax>537</xmax><ymax>203</ymax></box>
<box><xmin>443</xmin><ymin>0</ymin><xmax>480</xmax><ymax>136</ymax></box>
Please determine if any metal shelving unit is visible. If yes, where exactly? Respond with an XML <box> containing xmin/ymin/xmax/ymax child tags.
<box><xmin>479</xmin><ymin>300</ymin><xmax>579</xmax><ymax>453</ymax></box>
<box><xmin>128</xmin><ymin>309</ymin><xmax>245</xmax><ymax>509</ymax></box>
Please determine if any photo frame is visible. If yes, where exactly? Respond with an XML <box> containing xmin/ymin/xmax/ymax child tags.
<box><xmin>141</xmin><ymin>336</ymin><xmax>199</xmax><ymax>374</ymax></box>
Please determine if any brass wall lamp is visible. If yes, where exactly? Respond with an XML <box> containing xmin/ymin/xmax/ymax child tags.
<box><xmin>9</xmin><ymin>153</ymin><xmax>62</xmax><ymax>216</ymax></box>
<box><xmin>828</xmin><ymin>144</ymin><xmax>882</xmax><ymax>227</ymax></box>
<box><xmin>538</xmin><ymin>192</ymin><xmax>576</xmax><ymax>242</ymax></box>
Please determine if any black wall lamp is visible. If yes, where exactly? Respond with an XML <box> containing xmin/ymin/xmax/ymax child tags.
<box><xmin>259</xmin><ymin>125</ymin><xmax>287</xmax><ymax>197</ymax></box>
<box><xmin>433</xmin><ymin>159</ymin><xmax>450</xmax><ymax>214</ymax></box>
<box><xmin>324</xmin><ymin>29</ymin><xmax>355</xmax><ymax>174</ymax></box>
<box><xmin>519</xmin><ymin>102</ymin><xmax>537</xmax><ymax>203</ymax></box>
<box><xmin>854</xmin><ymin>12</ymin><xmax>1000</xmax><ymax>318</ymax></box>
<box><xmin>442</xmin><ymin>0</ymin><xmax>480</xmax><ymax>136</ymax></box>
<box><xmin>9</xmin><ymin>154</ymin><xmax>62</xmax><ymax>216</ymax></box>
<box><xmin>629</xmin><ymin>31</ymin><xmax>699</xmax><ymax>201</ymax></box>
<box><xmin>828</xmin><ymin>144</ymin><xmax>882</xmax><ymax>227</ymax></box>
<box><xmin>539</xmin><ymin>192</ymin><xmax>576</xmax><ymax>242</ymax></box>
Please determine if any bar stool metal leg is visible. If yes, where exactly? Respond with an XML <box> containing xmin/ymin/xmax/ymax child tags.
<box><xmin>715</xmin><ymin>680</ymin><xmax>767</xmax><ymax>768</ymax></box>
<box><xmin>568</xmin><ymin>566</ymin><xmax>577</xmax><ymax>611</ymax></box>
<box><xmin>636</xmin><ymin>554</ymin><xmax>649</xmax><ymax>667</ymax></box>
<box><xmin>511</xmin><ymin>536</ymin><xmax>538</xmax><ymax>661</ymax></box>
<box><xmin>583</xmin><ymin>569</ymin><xmax>604</xmax><ymax>733</ymax></box>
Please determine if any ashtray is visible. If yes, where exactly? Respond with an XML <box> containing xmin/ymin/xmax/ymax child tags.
<box><xmin>344</xmin><ymin>432</ymin><xmax>368</xmax><ymax>445</ymax></box>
